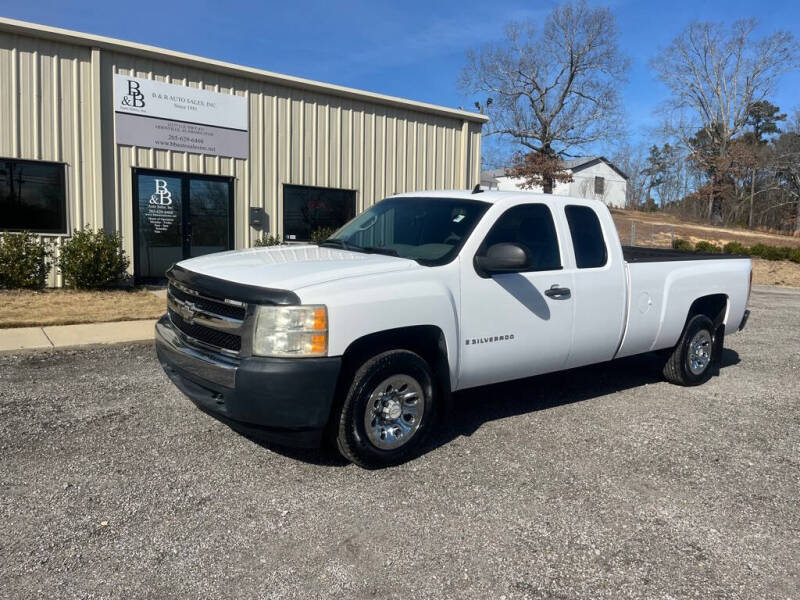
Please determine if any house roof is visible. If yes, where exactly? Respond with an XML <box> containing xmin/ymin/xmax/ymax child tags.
<box><xmin>0</xmin><ymin>17</ymin><xmax>488</xmax><ymax>124</ymax></box>
<box><xmin>482</xmin><ymin>156</ymin><xmax>628</xmax><ymax>182</ymax></box>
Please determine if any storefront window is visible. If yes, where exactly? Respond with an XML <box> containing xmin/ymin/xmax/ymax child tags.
<box><xmin>283</xmin><ymin>185</ymin><xmax>356</xmax><ymax>242</ymax></box>
<box><xmin>0</xmin><ymin>158</ymin><xmax>67</xmax><ymax>233</ymax></box>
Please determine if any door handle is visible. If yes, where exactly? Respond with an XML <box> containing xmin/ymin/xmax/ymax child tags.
<box><xmin>544</xmin><ymin>284</ymin><xmax>571</xmax><ymax>299</ymax></box>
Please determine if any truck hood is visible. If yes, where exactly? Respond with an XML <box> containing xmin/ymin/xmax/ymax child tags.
<box><xmin>176</xmin><ymin>245</ymin><xmax>419</xmax><ymax>291</ymax></box>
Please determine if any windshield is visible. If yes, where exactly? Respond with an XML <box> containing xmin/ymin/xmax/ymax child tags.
<box><xmin>323</xmin><ymin>197</ymin><xmax>490</xmax><ymax>266</ymax></box>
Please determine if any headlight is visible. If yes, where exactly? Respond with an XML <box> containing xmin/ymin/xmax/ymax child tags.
<box><xmin>252</xmin><ymin>305</ymin><xmax>328</xmax><ymax>357</ymax></box>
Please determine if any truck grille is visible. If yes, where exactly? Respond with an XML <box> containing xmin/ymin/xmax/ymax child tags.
<box><xmin>168</xmin><ymin>284</ymin><xmax>246</xmax><ymax>320</ymax></box>
<box><xmin>166</xmin><ymin>282</ymin><xmax>247</xmax><ymax>356</ymax></box>
<box><xmin>168</xmin><ymin>308</ymin><xmax>242</xmax><ymax>352</ymax></box>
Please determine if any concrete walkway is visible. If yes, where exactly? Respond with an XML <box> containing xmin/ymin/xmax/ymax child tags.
<box><xmin>0</xmin><ymin>319</ymin><xmax>157</xmax><ymax>353</ymax></box>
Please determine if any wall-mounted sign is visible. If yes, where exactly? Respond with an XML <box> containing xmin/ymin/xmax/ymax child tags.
<box><xmin>114</xmin><ymin>74</ymin><xmax>248</xmax><ymax>158</ymax></box>
<box><xmin>114</xmin><ymin>74</ymin><xmax>247</xmax><ymax>130</ymax></box>
<box><xmin>115</xmin><ymin>113</ymin><xmax>248</xmax><ymax>159</ymax></box>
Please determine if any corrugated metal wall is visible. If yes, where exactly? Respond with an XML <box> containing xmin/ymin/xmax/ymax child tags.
<box><xmin>1</xmin><ymin>27</ymin><xmax>483</xmax><ymax>287</ymax></box>
<box><xmin>0</xmin><ymin>31</ymin><xmax>102</xmax><ymax>286</ymax></box>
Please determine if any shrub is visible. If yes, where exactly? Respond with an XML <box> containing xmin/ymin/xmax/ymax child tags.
<box><xmin>790</xmin><ymin>247</ymin><xmax>800</xmax><ymax>264</ymax></box>
<box><xmin>58</xmin><ymin>227</ymin><xmax>129</xmax><ymax>289</ymax></box>
<box><xmin>0</xmin><ymin>232</ymin><xmax>52</xmax><ymax>289</ymax></box>
<box><xmin>723</xmin><ymin>241</ymin><xmax>747</xmax><ymax>255</ymax></box>
<box><xmin>310</xmin><ymin>227</ymin><xmax>336</xmax><ymax>243</ymax></box>
<box><xmin>748</xmin><ymin>243</ymin><xmax>779</xmax><ymax>260</ymax></box>
<box><xmin>694</xmin><ymin>240</ymin><xmax>722</xmax><ymax>254</ymax></box>
<box><xmin>750</xmin><ymin>243</ymin><xmax>774</xmax><ymax>259</ymax></box>
<box><xmin>672</xmin><ymin>238</ymin><xmax>694</xmax><ymax>252</ymax></box>
<box><xmin>254</xmin><ymin>234</ymin><xmax>283</xmax><ymax>247</ymax></box>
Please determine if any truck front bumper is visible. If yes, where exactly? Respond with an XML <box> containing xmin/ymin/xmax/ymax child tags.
<box><xmin>154</xmin><ymin>315</ymin><xmax>341</xmax><ymax>448</ymax></box>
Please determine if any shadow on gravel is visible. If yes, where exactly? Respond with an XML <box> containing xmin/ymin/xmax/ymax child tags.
<box><xmin>427</xmin><ymin>348</ymin><xmax>740</xmax><ymax>454</ymax></box>
<box><xmin>234</xmin><ymin>348</ymin><xmax>739</xmax><ymax>467</ymax></box>
<box><xmin>247</xmin><ymin>441</ymin><xmax>351</xmax><ymax>467</ymax></box>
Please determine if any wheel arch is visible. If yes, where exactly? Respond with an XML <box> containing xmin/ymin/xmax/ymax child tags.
<box><xmin>325</xmin><ymin>326</ymin><xmax>452</xmax><ymax>437</ymax></box>
<box><xmin>686</xmin><ymin>293</ymin><xmax>729</xmax><ymax>328</ymax></box>
<box><xmin>686</xmin><ymin>293</ymin><xmax>728</xmax><ymax>369</ymax></box>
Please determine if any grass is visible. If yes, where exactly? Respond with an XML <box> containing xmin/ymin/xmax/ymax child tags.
<box><xmin>0</xmin><ymin>288</ymin><xmax>166</xmax><ymax>329</ymax></box>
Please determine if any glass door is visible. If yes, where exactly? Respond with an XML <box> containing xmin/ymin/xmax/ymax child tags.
<box><xmin>189</xmin><ymin>177</ymin><xmax>232</xmax><ymax>258</ymax></box>
<box><xmin>134</xmin><ymin>173</ymin><xmax>184</xmax><ymax>282</ymax></box>
<box><xmin>133</xmin><ymin>170</ymin><xmax>233</xmax><ymax>282</ymax></box>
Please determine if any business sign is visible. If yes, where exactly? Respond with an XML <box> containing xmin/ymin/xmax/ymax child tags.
<box><xmin>115</xmin><ymin>113</ymin><xmax>248</xmax><ymax>158</ymax></box>
<box><xmin>114</xmin><ymin>75</ymin><xmax>247</xmax><ymax>130</ymax></box>
<box><xmin>114</xmin><ymin>74</ymin><xmax>248</xmax><ymax>158</ymax></box>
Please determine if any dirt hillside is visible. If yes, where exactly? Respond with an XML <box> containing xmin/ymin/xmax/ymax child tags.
<box><xmin>611</xmin><ymin>209</ymin><xmax>800</xmax><ymax>249</ymax></box>
<box><xmin>611</xmin><ymin>209</ymin><xmax>800</xmax><ymax>288</ymax></box>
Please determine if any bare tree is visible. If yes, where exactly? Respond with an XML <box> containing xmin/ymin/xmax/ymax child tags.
<box><xmin>611</xmin><ymin>143</ymin><xmax>647</xmax><ymax>209</ymax></box>
<box><xmin>460</xmin><ymin>1</ymin><xmax>628</xmax><ymax>193</ymax></box>
<box><xmin>651</xmin><ymin>19</ymin><xmax>797</xmax><ymax>224</ymax></box>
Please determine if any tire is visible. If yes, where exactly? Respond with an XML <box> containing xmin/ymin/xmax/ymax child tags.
<box><xmin>335</xmin><ymin>350</ymin><xmax>436</xmax><ymax>468</ymax></box>
<box><xmin>662</xmin><ymin>314</ymin><xmax>716</xmax><ymax>386</ymax></box>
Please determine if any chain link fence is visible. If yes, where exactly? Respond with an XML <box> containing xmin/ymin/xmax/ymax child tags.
<box><xmin>623</xmin><ymin>221</ymin><xmax>676</xmax><ymax>249</ymax></box>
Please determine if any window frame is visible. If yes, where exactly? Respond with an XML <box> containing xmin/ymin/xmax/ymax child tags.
<box><xmin>0</xmin><ymin>157</ymin><xmax>68</xmax><ymax>234</ymax></box>
<box><xmin>474</xmin><ymin>202</ymin><xmax>563</xmax><ymax>274</ymax></box>
<box><xmin>564</xmin><ymin>204</ymin><xmax>609</xmax><ymax>269</ymax></box>
<box><xmin>282</xmin><ymin>183</ymin><xmax>357</xmax><ymax>243</ymax></box>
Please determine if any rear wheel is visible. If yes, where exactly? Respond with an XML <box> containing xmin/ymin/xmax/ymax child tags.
<box><xmin>662</xmin><ymin>314</ymin><xmax>716</xmax><ymax>386</ymax></box>
<box><xmin>335</xmin><ymin>350</ymin><xmax>436</xmax><ymax>468</ymax></box>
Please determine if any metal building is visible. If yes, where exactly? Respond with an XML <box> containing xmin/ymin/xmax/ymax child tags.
<box><xmin>0</xmin><ymin>17</ymin><xmax>486</xmax><ymax>285</ymax></box>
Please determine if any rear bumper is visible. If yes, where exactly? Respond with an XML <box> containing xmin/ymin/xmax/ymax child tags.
<box><xmin>155</xmin><ymin>315</ymin><xmax>341</xmax><ymax>448</ymax></box>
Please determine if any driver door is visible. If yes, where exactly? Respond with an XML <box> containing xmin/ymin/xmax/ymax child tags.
<box><xmin>458</xmin><ymin>202</ymin><xmax>575</xmax><ymax>389</ymax></box>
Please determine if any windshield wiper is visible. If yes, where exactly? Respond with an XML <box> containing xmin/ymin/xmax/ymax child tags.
<box><xmin>319</xmin><ymin>239</ymin><xmax>398</xmax><ymax>257</ymax></box>
<box><xmin>360</xmin><ymin>246</ymin><xmax>399</xmax><ymax>257</ymax></box>
<box><xmin>318</xmin><ymin>238</ymin><xmax>356</xmax><ymax>251</ymax></box>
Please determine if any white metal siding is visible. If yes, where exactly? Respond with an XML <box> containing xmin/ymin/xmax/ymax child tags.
<box><xmin>0</xmin><ymin>31</ymin><xmax>99</xmax><ymax>286</ymax></box>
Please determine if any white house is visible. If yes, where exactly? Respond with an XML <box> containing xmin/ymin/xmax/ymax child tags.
<box><xmin>481</xmin><ymin>156</ymin><xmax>628</xmax><ymax>208</ymax></box>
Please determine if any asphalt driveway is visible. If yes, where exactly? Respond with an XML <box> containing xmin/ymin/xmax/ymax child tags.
<box><xmin>1</xmin><ymin>287</ymin><xmax>798</xmax><ymax>599</ymax></box>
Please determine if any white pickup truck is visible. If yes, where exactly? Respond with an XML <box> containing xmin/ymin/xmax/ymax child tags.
<box><xmin>156</xmin><ymin>190</ymin><xmax>752</xmax><ymax>468</ymax></box>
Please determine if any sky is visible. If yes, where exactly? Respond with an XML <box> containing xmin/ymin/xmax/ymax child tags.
<box><xmin>2</xmin><ymin>0</ymin><xmax>799</xmax><ymax>164</ymax></box>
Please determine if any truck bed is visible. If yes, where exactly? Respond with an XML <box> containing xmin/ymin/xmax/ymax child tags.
<box><xmin>622</xmin><ymin>246</ymin><xmax>748</xmax><ymax>263</ymax></box>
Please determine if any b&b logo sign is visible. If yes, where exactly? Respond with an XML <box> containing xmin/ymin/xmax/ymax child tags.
<box><xmin>149</xmin><ymin>179</ymin><xmax>173</xmax><ymax>206</ymax></box>
<box><xmin>121</xmin><ymin>80</ymin><xmax>145</xmax><ymax>108</ymax></box>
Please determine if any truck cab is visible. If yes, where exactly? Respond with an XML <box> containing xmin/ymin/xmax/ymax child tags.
<box><xmin>156</xmin><ymin>190</ymin><xmax>752</xmax><ymax>468</ymax></box>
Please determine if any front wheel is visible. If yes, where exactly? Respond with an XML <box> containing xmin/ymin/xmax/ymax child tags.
<box><xmin>334</xmin><ymin>350</ymin><xmax>436</xmax><ymax>468</ymax></box>
<box><xmin>662</xmin><ymin>314</ymin><xmax>716</xmax><ymax>386</ymax></box>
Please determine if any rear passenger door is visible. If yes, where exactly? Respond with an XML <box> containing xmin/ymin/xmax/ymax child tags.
<box><xmin>561</xmin><ymin>204</ymin><xmax>627</xmax><ymax>368</ymax></box>
<box><xmin>458</xmin><ymin>202</ymin><xmax>575</xmax><ymax>389</ymax></box>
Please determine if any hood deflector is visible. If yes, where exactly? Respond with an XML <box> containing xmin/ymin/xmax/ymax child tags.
<box><xmin>167</xmin><ymin>264</ymin><xmax>301</xmax><ymax>305</ymax></box>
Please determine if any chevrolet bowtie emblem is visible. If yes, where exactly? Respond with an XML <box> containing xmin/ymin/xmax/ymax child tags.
<box><xmin>179</xmin><ymin>300</ymin><xmax>199</xmax><ymax>325</ymax></box>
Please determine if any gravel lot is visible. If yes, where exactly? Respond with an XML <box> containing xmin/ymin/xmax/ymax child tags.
<box><xmin>1</xmin><ymin>287</ymin><xmax>798</xmax><ymax>599</ymax></box>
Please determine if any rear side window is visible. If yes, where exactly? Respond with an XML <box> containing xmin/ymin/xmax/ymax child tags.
<box><xmin>565</xmin><ymin>205</ymin><xmax>607</xmax><ymax>268</ymax></box>
<box><xmin>480</xmin><ymin>203</ymin><xmax>561</xmax><ymax>271</ymax></box>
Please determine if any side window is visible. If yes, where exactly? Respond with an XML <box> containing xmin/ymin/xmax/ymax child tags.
<box><xmin>594</xmin><ymin>176</ymin><xmax>605</xmax><ymax>195</ymax></box>
<box><xmin>480</xmin><ymin>204</ymin><xmax>561</xmax><ymax>271</ymax></box>
<box><xmin>565</xmin><ymin>205</ymin><xmax>608</xmax><ymax>268</ymax></box>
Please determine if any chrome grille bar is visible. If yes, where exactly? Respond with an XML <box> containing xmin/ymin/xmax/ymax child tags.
<box><xmin>165</xmin><ymin>278</ymin><xmax>249</xmax><ymax>357</ymax></box>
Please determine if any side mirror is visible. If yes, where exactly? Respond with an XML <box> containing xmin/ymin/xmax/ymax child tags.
<box><xmin>474</xmin><ymin>242</ymin><xmax>531</xmax><ymax>277</ymax></box>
